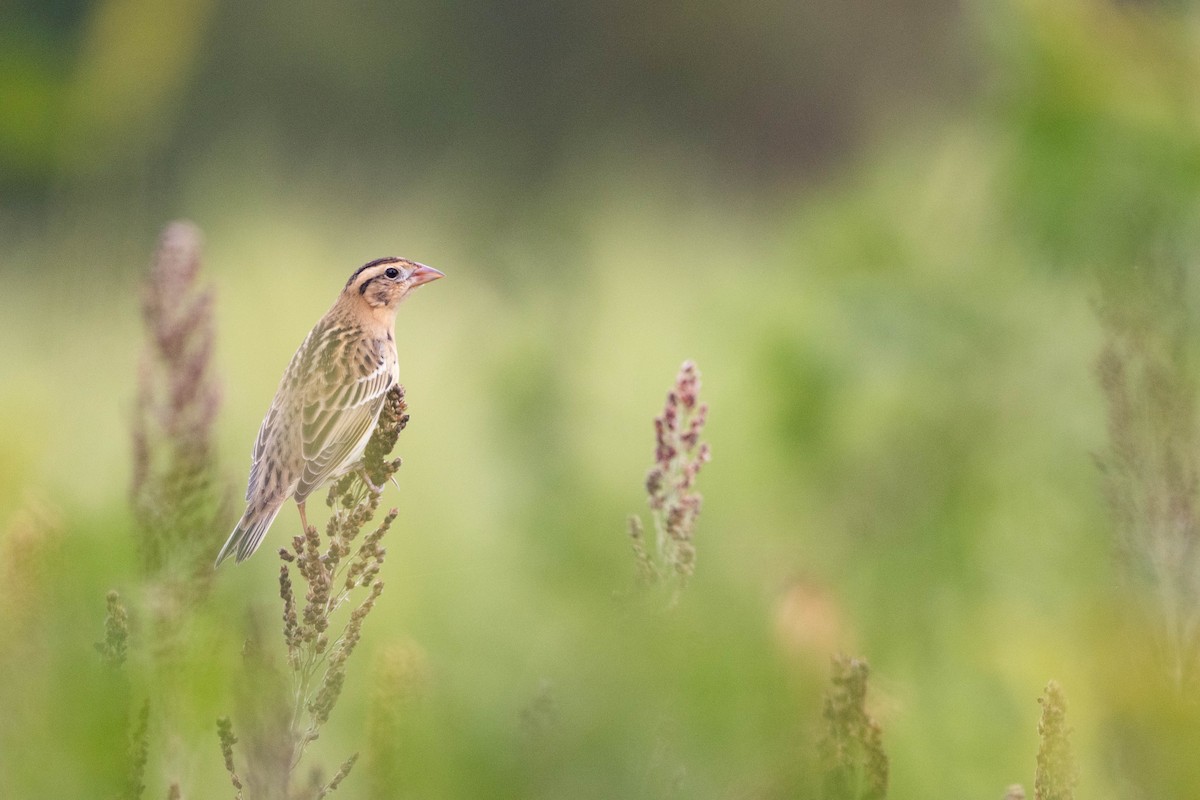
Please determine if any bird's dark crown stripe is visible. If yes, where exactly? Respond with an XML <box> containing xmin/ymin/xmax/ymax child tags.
<box><xmin>346</xmin><ymin>257</ymin><xmax>403</xmax><ymax>288</ymax></box>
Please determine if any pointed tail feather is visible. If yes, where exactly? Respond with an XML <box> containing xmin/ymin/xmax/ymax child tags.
<box><xmin>215</xmin><ymin>503</ymin><xmax>285</xmax><ymax>566</ymax></box>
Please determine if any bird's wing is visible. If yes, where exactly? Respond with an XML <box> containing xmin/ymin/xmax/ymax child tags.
<box><xmin>244</xmin><ymin>325</ymin><xmax>323</xmax><ymax>503</ymax></box>
<box><xmin>293</xmin><ymin>340</ymin><xmax>394</xmax><ymax>501</ymax></box>
<box><xmin>245</xmin><ymin>408</ymin><xmax>275</xmax><ymax>501</ymax></box>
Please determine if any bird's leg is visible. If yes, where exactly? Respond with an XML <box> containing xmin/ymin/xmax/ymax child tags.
<box><xmin>298</xmin><ymin>500</ymin><xmax>311</xmax><ymax>532</ymax></box>
<box><xmin>357</xmin><ymin>465</ymin><xmax>384</xmax><ymax>494</ymax></box>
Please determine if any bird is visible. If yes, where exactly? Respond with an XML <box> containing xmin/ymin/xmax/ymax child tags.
<box><xmin>215</xmin><ymin>257</ymin><xmax>443</xmax><ymax>565</ymax></box>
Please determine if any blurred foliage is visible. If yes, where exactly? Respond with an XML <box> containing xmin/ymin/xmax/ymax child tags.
<box><xmin>0</xmin><ymin>0</ymin><xmax>966</xmax><ymax>206</ymax></box>
<box><xmin>7</xmin><ymin>0</ymin><xmax>1200</xmax><ymax>797</ymax></box>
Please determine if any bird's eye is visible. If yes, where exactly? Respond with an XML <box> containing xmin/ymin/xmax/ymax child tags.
<box><xmin>385</xmin><ymin>267</ymin><xmax>400</xmax><ymax>279</ymax></box>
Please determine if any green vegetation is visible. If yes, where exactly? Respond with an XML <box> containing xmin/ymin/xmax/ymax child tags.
<box><xmin>3</xmin><ymin>0</ymin><xmax>1200</xmax><ymax>796</ymax></box>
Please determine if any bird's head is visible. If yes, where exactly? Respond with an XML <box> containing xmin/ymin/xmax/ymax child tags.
<box><xmin>343</xmin><ymin>257</ymin><xmax>444</xmax><ymax>324</ymax></box>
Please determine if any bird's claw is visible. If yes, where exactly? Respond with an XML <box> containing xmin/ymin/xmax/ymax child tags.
<box><xmin>358</xmin><ymin>466</ymin><xmax>384</xmax><ymax>494</ymax></box>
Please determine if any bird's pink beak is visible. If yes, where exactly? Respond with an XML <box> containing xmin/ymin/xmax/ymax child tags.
<box><xmin>409</xmin><ymin>263</ymin><xmax>445</xmax><ymax>286</ymax></box>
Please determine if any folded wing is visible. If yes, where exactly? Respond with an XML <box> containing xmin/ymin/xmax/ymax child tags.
<box><xmin>294</xmin><ymin>346</ymin><xmax>394</xmax><ymax>502</ymax></box>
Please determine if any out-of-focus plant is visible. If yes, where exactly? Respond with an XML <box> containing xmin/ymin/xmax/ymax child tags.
<box><xmin>628</xmin><ymin>360</ymin><xmax>711</xmax><ymax>604</ymax></box>
<box><xmin>818</xmin><ymin>655</ymin><xmax>888</xmax><ymax>800</ymax></box>
<box><xmin>1095</xmin><ymin>257</ymin><xmax>1200</xmax><ymax>690</ymax></box>
<box><xmin>95</xmin><ymin>220</ymin><xmax>232</xmax><ymax>795</ymax></box>
<box><xmin>122</xmin><ymin>701</ymin><xmax>151</xmax><ymax>800</ymax></box>
<box><xmin>218</xmin><ymin>385</ymin><xmax>408</xmax><ymax>799</ymax></box>
<box><xmin>131</xmin><ymin>220</ymin><xmax>228</xmax><ymax>591</ymax></box>
<box><xmin>0</xmin><ymin>496</ymin><xmax>66</xmax><ymax>784</ymax></box>
<box><xmin>96</xmin><ymin>589</ymin><xmax>131</xmax><ymax>669</ymax></box>
<box><xmin>1002</xmin><ymin>680</ymin><xmax>1077</xmax><ymax>800</ymax></box>
<box><xmin>365</xmin><ymin>641</ymin><xmax>430</xmax><ymax>800</ymax></box>
<box><xmin>1034</xmin><ymin>681</ymin><xmax>1076</xmax><ymax>800</ymax></box>
<box><xmin>94</xmin><ymin>588</ymin><xmax>150</xmax><ymax>800</ymax></box>
<box><xmin>0</xmin><ymin>497</ymin><xmax>61</xmax><ymax>644</ymax></box>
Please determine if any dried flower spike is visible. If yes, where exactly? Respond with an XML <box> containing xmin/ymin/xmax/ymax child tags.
<box><xmin>629</xmin><ymin>360</ymin><xmax>711</xmax><ymax>601</ymax></box>
<box><xmin>228</xmin><ymin>384</ymin><xmax>410</xmax><ymax>796</ymax></box>
<box><xmin>317</xmin><ymin>753</ymin><xmax>359</xmax><ymax>799</ymax></box>
<box><xmin>216</xmin><ymin>716</ymin><xmax>245</xmax><ymax>797</ymax></box>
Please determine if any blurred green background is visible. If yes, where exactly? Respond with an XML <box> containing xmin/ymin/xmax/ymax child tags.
<box><xmin>5</xmin><ymin>0</ymin><xmax>1200</xmax><ymax>796</ymax></box>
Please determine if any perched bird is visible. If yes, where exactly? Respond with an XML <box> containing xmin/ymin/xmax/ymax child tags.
<box><xmin>216</xmin><ymin>257</ymin><xmax>443</xmax><ymax>565</ymax></box>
